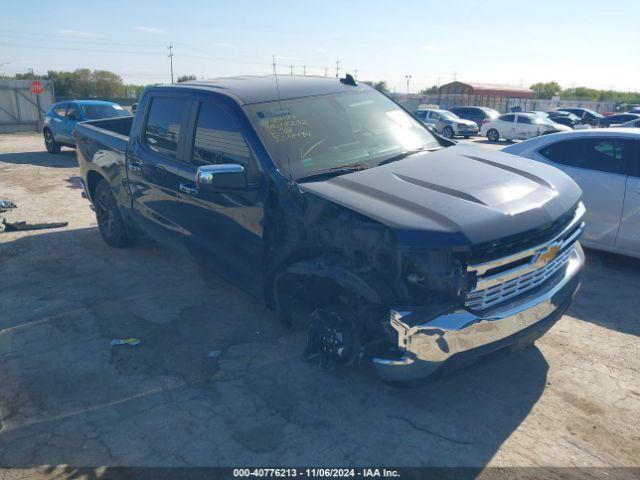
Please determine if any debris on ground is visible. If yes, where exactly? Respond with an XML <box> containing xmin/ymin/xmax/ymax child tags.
<box><xmin>1</xmin><ymin>219</ymin><xmax>69</xmax><ymax>232</ymax></box>
<box><xmin>110</xmin><ymin>338</ymin><xmax>142</xmax><ymax>347</ymax></box>
<box><xmin>0</xmin><ymin>200</ymin><xmax>17</xmax><ymax>212</ymax></box>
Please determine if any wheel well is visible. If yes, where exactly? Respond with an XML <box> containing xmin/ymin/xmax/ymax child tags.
<box><xmin>86</xmin><ymin>171</ymin><xmax>106</xmax><ymax>201</ymax></box>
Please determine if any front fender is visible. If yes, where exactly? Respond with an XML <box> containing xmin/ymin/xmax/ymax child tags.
<box><xmin>282</xmin><ymin>260</ymin><xmax>382</xmax><ymax>304</ymax></box>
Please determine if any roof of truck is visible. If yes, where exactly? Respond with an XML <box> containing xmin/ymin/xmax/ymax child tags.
<box><xmin>161</xmin><ymin>75</ymin><xmax>367</xmax><ymax>105</ymax></box>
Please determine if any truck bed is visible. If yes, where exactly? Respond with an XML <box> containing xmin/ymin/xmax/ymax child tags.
<box><xmin>75</xmin><ymin>116</ymin><xmax>134</xmax><ymax>154</ymax></box>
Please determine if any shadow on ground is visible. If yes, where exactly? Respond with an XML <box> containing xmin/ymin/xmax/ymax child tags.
<box><xmin>568</xmin><ymin>248</ymin><xmax>640</xmax><ymax>336</ymax></box>
<box><xmin>0</xmin><ymin>150</ymin><xmax>77</xmax><ymax>168</ymax></box>
<box><xmin>1</xmin><ymin>227</ymin><xmax>550</xmax><ymax>468</ymax></box>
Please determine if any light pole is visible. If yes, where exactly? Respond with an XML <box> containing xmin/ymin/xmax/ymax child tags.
<box><xmin>405</xmin><ymin>74</ymin><xmax>412</xmax><ymax>97</ymax></box>
<box><xmin>167</xmin><ymin>45</ymin><xmax>174</xmax><ymax>83</ymax></box>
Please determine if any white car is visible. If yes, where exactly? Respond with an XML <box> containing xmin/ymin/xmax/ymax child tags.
<box><xmin>481</xmin><ymin>112</ymin><xmax>571</xmax><ymax>142</ymax></box>
<box><xmin>503</xmin><ymin>128</ymin><xmax>640</xmax><ymax>258</ymax></box>
<box><xmin>413</xmin><ymin>109</ymin><xmax>479</xmax><ymax>138</ymax></box>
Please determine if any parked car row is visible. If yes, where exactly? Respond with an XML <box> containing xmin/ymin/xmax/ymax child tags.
<box><xmin>412</xmin><ymin>105</ymin><xmax>605</xmax><ymax>142</ymax></box>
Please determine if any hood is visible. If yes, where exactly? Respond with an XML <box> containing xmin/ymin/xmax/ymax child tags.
<box><xmin>299</xmin><ymin>145</ymin><xmax>582</xmax><ymax>248</ymax></box>
<box><xmin>550</xmin><ymin>124</ymin><xmax>572</xmax><ymax>132</ymax></box>
<box><xmin>454</xmin><ymin>119</ymin><xmax>478</xmax><ymax>127</ymax></box>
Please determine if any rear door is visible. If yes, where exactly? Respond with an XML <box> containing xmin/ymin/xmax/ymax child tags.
<box><xmin>616</xmin><ymin>139</ymin><xmax>640</xmax><ymax>255</ymax></box>
<box><xmin>535</xmin><ymin>137</ymin><xmax>627</xmax><ymax>247</ymax></box>
<box><xmin>176</xmin><ymin>95</ymin><xmax>265</xmax><ymax>296</ymax></box>
<box><xmin>127</xmin><ymin>93</ymin><xmax>192</xmax><ymax>244</ymax></box>
<box><xmin>515</xmin><ymin>115</ymin><xmax>537</xmax><ymax>139</ymax></box>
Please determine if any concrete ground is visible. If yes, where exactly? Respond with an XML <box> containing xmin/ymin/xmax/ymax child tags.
<box><xmin>0</xmin><ymin>133</ymin><xmax>638</xmax><ymax>473</ymax></box>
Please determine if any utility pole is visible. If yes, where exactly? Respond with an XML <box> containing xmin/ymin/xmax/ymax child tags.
<box><xmin>452</xmin><ymin>71</ymin><xmax>457</xmax><ymax>81</ymax></box>
<box><xmin>405</xmin><ymin>74</ymin><xmax>412</xmax><ymax>97</ymax></box>
<box><xmin>324</xmin><ymin>66</ymin><xmax>328</xmax><ymax>77</ymax></box>
<box><xmin>335</xmin><ymin>59</ymin><xmax>341</xmax><ymax>78</ymax></box>
<box><xmin>353</xmin><ymin>69</ymin><xmax>358</xmax><ymax>79</ymax></box>
<box><xmin>167</xmin><ymin>45</ymin><xmax>174</xmax><ymax>83</ymax></box>
<box><xmin>289</xmin><ymin>64</ymin><xmax>294</xmax><ymax>76</ymax></box>
<box><xmin>272</xmin><ymin>55</ymin><xmax>277</xmax><ymax>76</ymax></box>
<box><xmin>303</xmin><ymin>65</ymin><xmax>307</xmax><ymax>76</ymax></box>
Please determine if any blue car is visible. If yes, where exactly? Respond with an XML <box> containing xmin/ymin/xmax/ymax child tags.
<box><xmin>43</xmin><ymin>100</ymin><xmax>131</xmax><ymax>153</ymax></box>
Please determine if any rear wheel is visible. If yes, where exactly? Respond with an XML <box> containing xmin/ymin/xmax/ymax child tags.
<box><xmin>442</xmin><ymin>126</ymin><xmax>455</xmax><ymax>139</ymax></box>
<box><xmin>94</xmin><ymin>179</ymin><xmax>130</xmax><ymax>248</ymax></box>
<box><xmin>487</xmin><ymin>129</ymin><xmax>499</xmax><ymax>142</ymax></box>
<box><xmin>44</xmin><ymin>129</ymin><xmax>60</xmax><ymax>154</ymax></box>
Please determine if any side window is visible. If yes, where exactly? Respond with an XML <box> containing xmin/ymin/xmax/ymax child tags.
<box><xmin>66</xmin><ymin>105</ymin><xmax>81</xmax><ymax>121</ymax></box>
<box><xmin>414</xmin><ymin>111</ymin><xmax>426</xmax><ymax>119</ymax></box>
<box><xmin>540</xmin><ymin>138</ymin><xmax>625</xmax><ymax>174</ymax></box>
<box><xmin>431</xmin><ymin>112</ymin><xmax>441</xmax><ymax>120</ymax></box>
<box><xmin>500</xmin><ymin>114</ymin><xmax>515</xmax><ymax>122</ymax></box>
<box><xmin>191</xmin><ymin>101</ymin><xmax>250</xmax><ymax>169</ymax></box>
<box><xmin>517</xmin><ymin>115</ymin><xmax>532</xmax><ymax>124</ymax></box>
<box><xmin>53</xmin><ymin>104</ymin><xmax>68</xmax><ymax>116</ymax></box>
<box><xmin>143</xmin><ymin>97</ymin><xmax>188</xmax><ymax>159</ymax></box>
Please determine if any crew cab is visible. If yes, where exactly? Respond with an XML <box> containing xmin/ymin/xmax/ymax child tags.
<box><xmin>75</xmin><ymin>75</ymin><xmax>585</xmax><ymax>382</ymax></box>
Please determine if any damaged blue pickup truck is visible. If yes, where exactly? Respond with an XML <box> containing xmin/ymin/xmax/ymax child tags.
<box><xmin>75</xmin><ymin>75</ymin><xmax>585</xmax><ymax>382</ymax></box>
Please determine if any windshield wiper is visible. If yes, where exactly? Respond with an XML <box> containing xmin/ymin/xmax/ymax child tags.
<box><xmin>378</xmin><ymin>148</ymin><xmax>431</xmax><ymax>166</ymax></box>
<box><xmin>297</xmin><ymin>161</ymin><xmax>369</xmax><ymax>183</ymax></box>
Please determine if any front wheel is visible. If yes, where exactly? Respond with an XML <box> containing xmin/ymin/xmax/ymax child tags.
<box><xmin>487</xmin><ymin>129</ymin><xmax>500</xmax><ymax>142</ymax></box>
<box><xmin>44</xmin><ymin>129</ymin><xmax>60</xmax><ymax>154</ymax></box>
<box><xmin>442</xmin><ymin>126</ymin><xmax>455</xmax><ymax>139</ymax></box>
<box><xmin>94</xmin><ymin>179</ymin><xmax>130</xmax><ymax>248</ymax></box>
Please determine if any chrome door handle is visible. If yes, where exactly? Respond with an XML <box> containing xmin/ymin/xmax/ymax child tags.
<box><xmin>128</xmin><ymin>163</ymin><xmax>142</xmax><ymax>173</ymax></box>
<box><xmin>179</xmin><ymin>183</ymin><xmax>197</xmax><ymax>195</ymax></box>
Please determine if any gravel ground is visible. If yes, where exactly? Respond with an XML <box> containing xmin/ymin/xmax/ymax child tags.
<box><xmin>0</xmin><ymin>133</ymin><xmax>638</xmax><ymax>476</ymax></box>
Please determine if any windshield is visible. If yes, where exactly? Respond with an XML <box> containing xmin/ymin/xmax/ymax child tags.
<box><xmin>244</xmin><ymin>90</ymin><xmax>439</xmax><ymax>180</ymax></box>
<box><xmin>439</xmin><ymin>110</ymin><xmax>460</xmax><ymax>120</ymax></box>
<box><xmin>534</xmin><ymin>116</ymin><xmax>555</xmax><ymax>125</ymax></box>
<box><xmin>81</xmin><ymin>104</ymin><xmax>130</xmax><ymax>120</ymax></box>
<box><xmin>482</xmin><ymin>107</ymin><xmax>500</xmax><ymax>118</ymax></box>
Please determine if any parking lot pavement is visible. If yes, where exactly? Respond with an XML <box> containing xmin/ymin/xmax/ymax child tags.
<box><xmin>0</xmin><ymin>133</ymin><xmax>638</xmax><ymax>471</ymax></box>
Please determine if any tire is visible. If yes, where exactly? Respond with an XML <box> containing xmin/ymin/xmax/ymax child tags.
<box><xmin>304</xmin><ymin>303</ymin><xmax>363</xmax><ymax>369</ymax></box>
<box><xmin>44</xmin><ymin>129</ymin><xmax>60</xmax><ymax>154</ymax></box>
<box><xmin>487</xmin><ymin>129</ymin><xmax>500</xmax><ymax>142</ymax></box>
<box><xmin>94</xmin><ymin>179</ymin><xmax>130</xmax><ymax>248</ymax></box>
<box><xmin>442</xmin><ymin>126</ymin><xmax>455</xmax><ymax>139</ymax></box>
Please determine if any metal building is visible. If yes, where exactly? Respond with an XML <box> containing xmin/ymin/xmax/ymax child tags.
<box><xmin>437</xmin><ymin>81</ymin><xmax>534</xmax><ymax>113</ymax></box>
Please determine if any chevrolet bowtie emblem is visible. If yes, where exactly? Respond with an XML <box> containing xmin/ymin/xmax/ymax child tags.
<box><xmin>534</xmin><ymin>244</ymin><xmax>561</xmax><ymax>268</ymax></box>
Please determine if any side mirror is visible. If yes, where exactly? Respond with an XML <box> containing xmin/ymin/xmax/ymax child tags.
<box><xmin>67</xmin><ymin>112</ymin><xmax>81</xmax><ymax>121</ymax></box>
<box><xmin>196</xmin><ymin>164</ymin><xmax>246</xmax><ymax>191</ymax></box>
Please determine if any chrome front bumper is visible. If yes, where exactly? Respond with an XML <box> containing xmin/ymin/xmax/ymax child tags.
<box><xmin>373</xmin><ymin>243</ymin><xmax>585</xmax><ymax>382</ymax></box>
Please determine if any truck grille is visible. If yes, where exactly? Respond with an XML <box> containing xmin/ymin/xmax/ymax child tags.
<box><xmin>465</xmin><ymin>203</ymin><xmax>585</xmax><ymax>312</ymax></box>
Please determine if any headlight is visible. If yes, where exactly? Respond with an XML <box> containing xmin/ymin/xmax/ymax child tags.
<box><xmin>401</xmin><ymin>251</ymin><xmax>464</xmax><ymax>301</ymax></box>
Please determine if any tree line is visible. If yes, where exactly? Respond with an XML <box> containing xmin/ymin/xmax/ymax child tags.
<box><xmin>10</xmin><ymin>69</ymin><xmax>145</xmax><ymax>100</ymax></box>
<box><xmin>529</xmin><ymin>81</ymin><xmax>640</xmax><ymax>104</ymax></box>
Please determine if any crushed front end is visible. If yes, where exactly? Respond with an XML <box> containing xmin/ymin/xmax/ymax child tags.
<box><xmin>373</xmin><ymin>203</ymin><xmax>586</xmax><ymax>382</ymax></box>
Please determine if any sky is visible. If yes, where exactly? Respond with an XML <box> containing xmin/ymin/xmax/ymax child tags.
<box><xmin>1</xmin><ymin>0</ymin><xmax>639</xmax><ymax>93</ymax></box>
